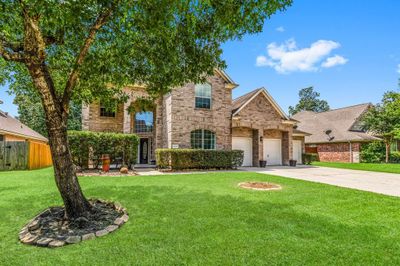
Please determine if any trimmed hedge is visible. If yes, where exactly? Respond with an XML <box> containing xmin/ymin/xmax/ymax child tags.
<box><xmin>156</xmin><ymin>149</ymin><xmax>244</xmax><ymax>170</ymax></box>
<box><xmin>302</xmin><ymin>153</ymin><xmax>319</xmax><ymax>165</ymax></box>
<box><xmin>68</xmin><ymin>131</ymin><xmax>139</xmax><ymax>169</ymax></box>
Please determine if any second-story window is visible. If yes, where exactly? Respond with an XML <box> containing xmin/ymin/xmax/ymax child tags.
<box><xmin>195</xmin><ymin>83</ymin><xmax>212</xmax><ymax>109</ymax></box>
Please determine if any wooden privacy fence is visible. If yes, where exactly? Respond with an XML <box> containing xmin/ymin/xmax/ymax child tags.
<box><xmin>0</xmin><ymin>141</ymin><xmax>52</xmax><ymax>171</ymax></box>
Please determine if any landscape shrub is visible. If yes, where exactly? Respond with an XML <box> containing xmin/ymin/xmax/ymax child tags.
<box><xmin>156</xmin><ymin>149</ymin><xmax>244</xmax><ymax>170</ymax></box>
<box><xmin>390</xmin><ymin>151</ymin><xmax>400</xmax><ymax>163</ymax></box>
<box><xmin>302</xmin><ymin>153</ymin><xmax>319</xmax><ymax>165</ymax></box>
<box><xmin>68</xmin><ymin>131</ymin><xmax>139</xmax><ymax>169</ymax></box>
<box><xmin>360</xmin><ymin>141</ymin><xmax>385</xmax><ymax>163</ymax></box>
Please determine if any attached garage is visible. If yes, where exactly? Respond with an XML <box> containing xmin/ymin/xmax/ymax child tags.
<box><xmin>292</xmin><ymin>140</ymin><xmax>302</xmax><ymax>164</ymax></box>
<box><xmin>263</xmin><ymin>139</ymin><xmax>282</xmax><ymax>165</ymax></box>
<box><xmin>232</xmin><ymin>137</ymin><xmax>253</xmax><ymax>166</ymax></box>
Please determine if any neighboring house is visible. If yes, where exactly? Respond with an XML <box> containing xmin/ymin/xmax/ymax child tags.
<box><xmin>82</xmin><ymin>70</ymin><xmax>309</xmax><ymax>166</ymax></box>
<box><xmin>0</xmin><ymin>108</ymin><xmax>52</xmax><ymax>170</ymax></box>
<box><xmin>0</xmin><ymin>109</ymin><xmax>48</xmax><ymax>143</ymax></box>
<box><xmin>292</xmin><ymin>103</ymin><xmax>381</xmax><ymax>163</ymax></box>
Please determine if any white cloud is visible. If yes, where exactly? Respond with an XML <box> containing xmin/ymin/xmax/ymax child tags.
<box><xmin>397</xmin><ymin>64</ymin><xmax>400</xmax><ymax>74</ymax></box>
<box><xmin>256</xmin><ymin>38</ymin><xmax>348</xmax><ymax>73</ymax></box>
<box><xmin>276</xmin><ymin>26</ymin><xmax>285</xmax><ymax>32</ymax></box>
<box><xmin>321</xmin><ymin>55</ymin><xmax>348</xmax><ymax>68</ymax></box>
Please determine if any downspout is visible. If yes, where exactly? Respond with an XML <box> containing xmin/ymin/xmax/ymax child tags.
<box><xmin>349</xmin><ymin>141</ymin><xmax>352</xmax><ymax>163</ymax></box>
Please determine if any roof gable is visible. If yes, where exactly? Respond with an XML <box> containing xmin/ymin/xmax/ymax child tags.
<box><xmin>292</xmin><ymin>103</ymin><xmax>379</xmax><ymax>143</ymax></box>
<box><xmin>232</xmin><ymin>88</ymin><xmax>289</xmax><ymax>120</ymax></box>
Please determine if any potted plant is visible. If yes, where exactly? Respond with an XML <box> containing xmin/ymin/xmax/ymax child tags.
<box><xmin>289</xmin><ymin>159</ymin><xmax>297</xmax><ymax>167</ymax></box>
<box><xmin>259</xmin><ymin>160</ymin><xmax>267</xmax><ymax>167</ymax></box>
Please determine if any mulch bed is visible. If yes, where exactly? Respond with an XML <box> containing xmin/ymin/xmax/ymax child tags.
<box><xmin>19</xmin><ymin>199</ymin><xmax>129</xmax><ymax>248</ymax></box>
<box><xmin>238</xmin><ymin>182</ymin><xmax>282</xmax><ymax>191</ymax></box>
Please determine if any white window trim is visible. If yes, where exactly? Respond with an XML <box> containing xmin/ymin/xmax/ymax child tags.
<box><xmin>194</xmin><ymin>83</ymin><xmax>212</xmax><ymax>109</ymax></box>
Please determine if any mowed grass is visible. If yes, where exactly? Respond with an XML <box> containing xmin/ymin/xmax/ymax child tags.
<box><xmin>1</xmin><ymin>168</ymin><xmax>400</xmax><ymax>265</ymax></box>
<box><xmin>313</xmin><ymin>161</ymin><xmax>400</xmax><ymax>174</ymax></box>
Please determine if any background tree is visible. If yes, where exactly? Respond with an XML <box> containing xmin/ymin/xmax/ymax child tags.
<box><xmin>362</xmin><ymin>91</ymin><xmax>400</xmax><ymax>163</ymax></box>
<box><xmin>289</xmin><ymin>86</ymin><xmax>330</xmax><ymax>116</ymax></box>
<box><xmin>0</xmin><ymin>0</ymin><xmax>292</xmax><ymax>220</ymax></box>
<box><xmin>13</xmin><ymin>90</ymin><xmax>81</xmax><ymax>136</ymax></box>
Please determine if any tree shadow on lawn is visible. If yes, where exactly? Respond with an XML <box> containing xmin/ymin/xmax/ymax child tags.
<box><xmin>2</xmin><ymin>182</ymin><xmax>400</xmax><ymax>265</ymax></box>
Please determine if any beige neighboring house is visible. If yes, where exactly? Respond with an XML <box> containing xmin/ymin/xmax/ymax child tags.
<box><xmin>0</xmin><ymin>108</ymin><xmax>48</xmax><ymax>143</ymax></box>
<box><xmin>292</xmin><ymin>103</ymin><xmax>381</xmax><ymax>163</ymax></box>
<box><xmin>82</xmin><ymin>70</ymin><xmax>309</xmax><ymax>166</ymax></box>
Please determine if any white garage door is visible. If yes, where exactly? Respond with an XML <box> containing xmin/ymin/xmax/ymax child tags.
<box><xmin>263</xmin><ymin>139</ymin><xmax>282</xmax><ymax>165</ymax></box>
<box><xmin>232</xmin><ymin>137</ymin><xmax>253</xmax><ymax>166</ymax></box>
<box><xmin>293</xmin><ymin>140</ymin><xmax>302</xmax><ymax>164</ymax></box>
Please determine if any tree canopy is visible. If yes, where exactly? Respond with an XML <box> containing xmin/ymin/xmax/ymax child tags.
<box><xmin>362</xmin><ymin>91</ymin><xmax>400</xmax><ymax>162</ymax></box>
<box><xmin>1</xmin><ymin>0</ymin><xmax>292</xmax><ymax>104</ymax></box>
<box><xmin>289</xmin><ymin>86</ymin><xmax>330</xmax><ymax>116</ymax></box>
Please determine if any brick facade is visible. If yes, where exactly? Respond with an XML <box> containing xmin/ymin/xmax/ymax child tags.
<box><xmin>311</xmin><ymin>142</ymin><xmax>361</xmax><ymax>163</ymax></box>
<box><xmin>82</xmin><ymin>74</ymin><xmax>302</xmax><ymax>166</ymax></box>
<box><xmin>231</xmin><ymin>91</ymin><xmax>297</xmax><ymax>166</ymax></box>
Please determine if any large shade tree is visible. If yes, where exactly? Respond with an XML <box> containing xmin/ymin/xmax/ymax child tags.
<box><xmin>362</xmin><ymin>91</ymin><xmax>400</xmax><ymax>163</ymax></box>
<box><xmin>0</xmin><ymin>0</ymin><xmax>292</xmax><ymax>220</ymax></box>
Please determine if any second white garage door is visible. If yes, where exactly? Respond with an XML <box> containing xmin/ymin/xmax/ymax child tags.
<box><xmin>293</xmin><ymin>140</ymin><xmax>303</xmax><ymax>164</ymax></box>
<box><xmin>263</xmin><ymin>139</ymin><xmax>282</xmax><ymax>165</ymax></box>
<box><xmin>232</xmin><ymin>137</ymin><xmax>253</xmax><ymax>166</ymax></box>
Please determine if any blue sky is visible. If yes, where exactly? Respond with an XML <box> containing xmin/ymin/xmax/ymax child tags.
<box><xmin>1</xmin><ymin>0</ymin><xmax>400</xmax><ymax>117</ymax></box>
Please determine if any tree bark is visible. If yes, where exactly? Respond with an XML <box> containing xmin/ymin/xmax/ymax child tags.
<box><xmin>28</xmin><ymin>63</ymin><xmax>91</xmax><ymax>220</ymax></box>
<box><xmin>385</xmin><ymin>141</ymin><xmax>390</xmax><ymax>163</ymax></box>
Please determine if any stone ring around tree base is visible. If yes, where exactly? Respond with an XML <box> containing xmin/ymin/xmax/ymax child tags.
<box><xmin>19</xmin><ymin>199</ymin><xmax>129</xmax><ymax>248</ymax></box>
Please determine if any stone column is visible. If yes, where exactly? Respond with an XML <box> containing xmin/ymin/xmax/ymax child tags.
<box><xmin>252</xmin><ymin>128</ymin><xmax>263</xmax><ymax>167</ymax></box>
<box><xmin>122</xmin><ymin>101</ymin><xmax>131</xmax><ymax>134</ymax></box>
<box><xmin>81</xmin><ymin>103</ymin><xmax>90</xmax><ymax>130</ymax></box>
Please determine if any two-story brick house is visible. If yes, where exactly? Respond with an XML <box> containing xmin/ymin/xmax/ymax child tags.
<box><xmin>82</xmin><ymin>70</ymin><xmax>308</xmax><ymax>166</ymax></box>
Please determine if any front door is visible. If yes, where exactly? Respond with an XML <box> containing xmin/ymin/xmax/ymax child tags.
<box><xmin>139</xmin><ymin>138</ymin><xmax>149</xmax><ymax>164</ymax></box>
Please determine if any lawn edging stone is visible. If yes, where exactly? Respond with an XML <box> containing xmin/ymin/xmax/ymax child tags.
<box><xmin>19</xmin><ymin>199</ymin><xmax>129</xmax><ymax>248</ymax></box>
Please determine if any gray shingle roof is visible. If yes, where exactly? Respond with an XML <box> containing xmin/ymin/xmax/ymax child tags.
<box><xmin>0</xmin><ymin>110</ymin><xmax>48</xmax><ymax>142</ymax></box>
<box><xmin>292</xmin><ymin>103</ymin><xmax>380</xmax><ymax>143</ymax></box>
<box><xmin>232</xmin><ymin>88</ymin><xmax>262</xmax><ymax>114</ymax></box>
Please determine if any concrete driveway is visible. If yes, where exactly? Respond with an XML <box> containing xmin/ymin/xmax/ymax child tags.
<box><xmin>242</xmin><ymin>165</ymin><xmax>400</xmax><ymax>197</ymax></box>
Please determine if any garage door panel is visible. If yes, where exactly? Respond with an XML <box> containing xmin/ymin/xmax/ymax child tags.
<box><xmin>263</xmin><ymin>139</ymin><xmax>282</xmax><ymax>165</ymax></box>
<box><xmin>293</xmin><ymin>140</ymin><xmax>302</xmax><ymax>164</ymax></box>
<box><xmin>232</xmin><ymin>137</ymin><xmax>253</xmax><ymax>166</ymax></box>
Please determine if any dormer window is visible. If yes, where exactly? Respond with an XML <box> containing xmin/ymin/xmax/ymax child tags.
<box><xmin>195</xmin><ymin>83</ymin><xmax>211</xmax><ymax>109</ymax></box>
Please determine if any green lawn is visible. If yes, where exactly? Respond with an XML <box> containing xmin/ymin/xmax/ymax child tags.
<box><xmin>1</xmin><ymin>168</ymin><xmax>400</xmax><ymax>265</ymax></box>
<box><xmin>312</xmin><ymin>161</ymin><xmax>400</xmax><ymax>174</ymax></box>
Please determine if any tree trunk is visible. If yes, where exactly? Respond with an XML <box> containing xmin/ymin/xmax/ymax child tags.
<box><xmin>385</xmin><ymin>141</ymin><xmax>390</xmax><ymax>163</ymax></box>
<box><xmin>46</xmin><ymin>116</ymin><xmax>91</xmax><ymax>220</ymax></box>
<box><xmin>26</xmin><ymin>63</ymin><xmax>91</xmax><ymax>220</ymax></box>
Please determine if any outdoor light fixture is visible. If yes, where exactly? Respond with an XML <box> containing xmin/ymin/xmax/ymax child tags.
<box><xmin>260</xmin><ymin>136</ymin><xmax>263</xmax><ymax>142</ymax></box>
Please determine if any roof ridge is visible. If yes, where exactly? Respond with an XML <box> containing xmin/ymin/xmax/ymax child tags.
<box><xmin>317</xmin><ymin>103</ymin><xmax>371</xmax><ymax>114</ymax></box>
